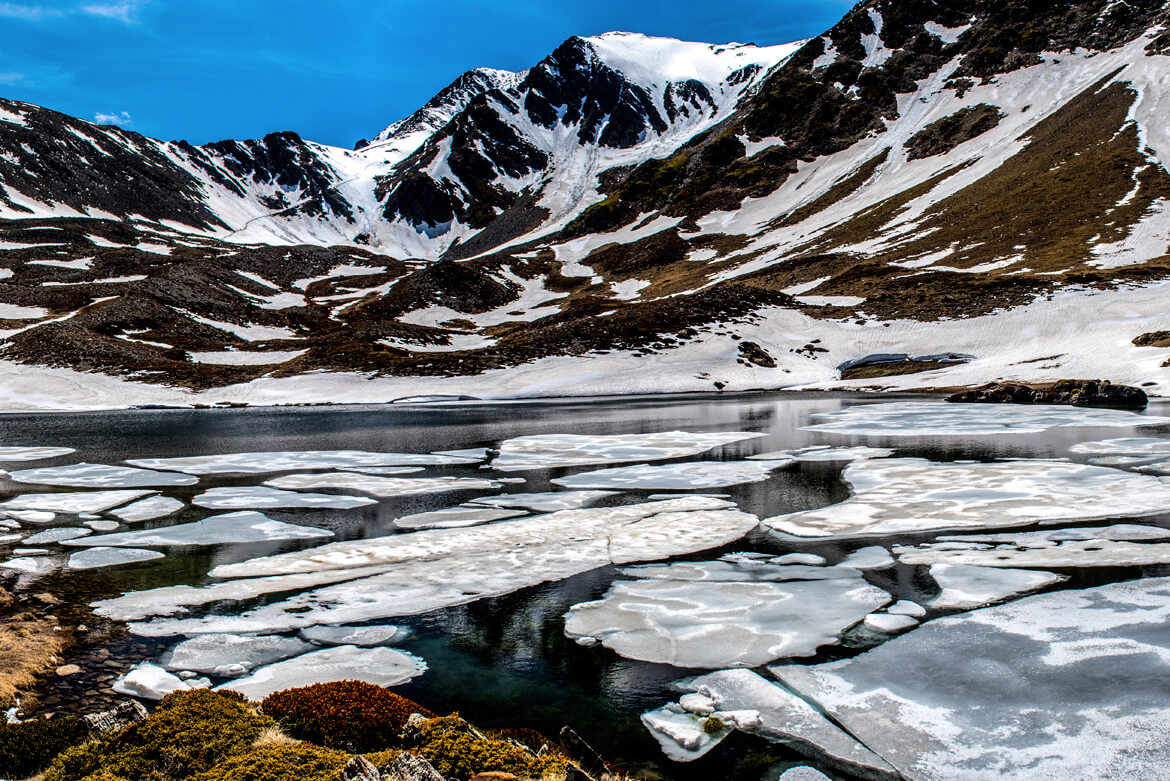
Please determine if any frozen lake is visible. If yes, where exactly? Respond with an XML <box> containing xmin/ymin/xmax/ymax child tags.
<box><xmin>4</xmin><ymin>391</ymin><xmax>1170</xmax><ymax>780</ymax></box>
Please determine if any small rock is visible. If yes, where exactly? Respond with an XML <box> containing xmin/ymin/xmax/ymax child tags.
<box><xmin>82</xmin><ymin>700</ymin><xmax>149</xmax><ymax>733</ymax></box>
<box><xmin>779</xmin><ymin>768</ymin><xmax>832</xmax><ymax>781</ymax></box>
<box><xmin>375</xmin><ymin>753</ymin><xmax>445</xmax><ymax>781</ymax></box>
<box><xmin>333</xmin><ymin>755</ymin><xmax>380</xmax><ymax>781</ymax></box>
<box><xmin>56</xmin><ymin>664</ymin><xmax>82</xmax><ymax>676</ymax></box>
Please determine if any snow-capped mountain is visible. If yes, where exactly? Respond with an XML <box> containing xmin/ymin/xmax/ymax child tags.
<box><xmin>4</xmin><ymin>1</ymin><xmax>1170</xmax><ymax>409</ymax></box>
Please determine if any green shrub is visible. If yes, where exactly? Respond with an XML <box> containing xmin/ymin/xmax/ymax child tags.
<box><xmin>45</xmin><ymin>690</ymin><xmax>272</xmax><ymax>781</ymax></box>
<box><xmin>261</xmin><ymin>681</ymin><xmax>434</xmax><ymax>752</ymax></box>
<box><xmin>0</xmin><ymin>716</ymin><xmax>89</xmax><ymax>778</ymax></box>
<box><xmin>412</xmin><ymin>715</ymin><xmax>567</xmax><ymax>781</ymax></box>
<box><xmin>189</xmin><ymin>744</ymin><xmax>349</xmax><ymax>781</ymax></box>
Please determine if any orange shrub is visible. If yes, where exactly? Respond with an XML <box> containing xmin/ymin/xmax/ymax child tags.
<box><xmin>261</xmin><ymin>680</ymin><xmax>435</xmax><ymax>752</ymax></box>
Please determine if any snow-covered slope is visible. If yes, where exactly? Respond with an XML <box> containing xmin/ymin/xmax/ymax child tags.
<box><xmin>4</xmin><ymin>0</ymin><xmax>1170</xmax><ymax>408</ymax></box>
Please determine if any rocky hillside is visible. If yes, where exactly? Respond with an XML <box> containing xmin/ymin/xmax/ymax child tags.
<box><xmin>2</xmin><ymin>1</ymin><xmax>1170</xmax><ymax>409</ymax></box>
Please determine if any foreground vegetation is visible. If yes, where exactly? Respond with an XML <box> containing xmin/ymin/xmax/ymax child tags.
<box><xmin>1</xmin><ymin>682</ymin><xmax>612</xmax><ymax>781</ymax></box>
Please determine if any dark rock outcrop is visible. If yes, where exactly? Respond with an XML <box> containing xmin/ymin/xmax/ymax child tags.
<box><xmin>947</xmin><ymin>380</ymin><xmax>1148</xmax><ymax>409</ymax></box>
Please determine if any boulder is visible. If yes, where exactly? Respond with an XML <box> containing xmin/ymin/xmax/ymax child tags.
<box><xmin>947</xmin><ymin>379</ymin><xmax>1147</xmax><ymax>409</ymax></box>
<box><xmin>376</xmin><ymin>753</ymin><xmax>446</xmax><ymax>781</ymax></box>
<box><xmin>81</xmin><ymin>699</ymin><xmax>149</xmax><ymax>733</ymax></box>
<box><xmin>333</xmin><ymin>756</ymin><xmax>380</xmax><ymax>781</ymax></box>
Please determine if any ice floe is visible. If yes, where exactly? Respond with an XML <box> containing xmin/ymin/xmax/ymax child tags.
<box><xmin>840</xmin><ymin>546</ymin><xmax>895</xmax><ymax>570</ymax></box>
<box><xmin>641</xmin><ymin>705</ymin><xmax>731</xmax><ymax>761</ymax></box>
<box><xmin>897</xmin><ymin>525</ymin><xmax>1170</xmax><ymax>568</ymax></box>
<box><xmin>769</xmin><ymin>578</ymin><xmax>1170</xmax><ymax>780</ymax></box>
<box><xmin>23</xmin><ymin>527</ymin><xmax>91</xmax><ymax>544</ymax></box>
<box><xmin>565</xmin><ymin>558</ymin><xmax>888</xmax><ymax>667</ymax></box>
<box><xmin>164</xmin><ymin>634</ymin><xmax>313</xmax><ymax>677</ymax></box>
<box><xmin>928</xmin><ymin>563</ymin><xmax>1065</xmax><ymax>611</ymax></box>
<box><xmin>95</xmin><ymin>498</ymin><xmax>759</xmax><ymax>635</ymax></box>
<box><xmin>802</xmin><ymin>402</ymin><xmax>1168</xmax><ymax>437</ymax></box>
<box><xmin>0</xmin><ymin>557</ymin><xmax>54</xmax><ymax>575</ymax></box>
<box><xmin>1069</xmin><ymin>437</ymin><xmax>1170</xmax><ymax>456</ymax></box>
<box><xmin>64</xmin><ymin>511</ymin><xmax>333</xmax><ymax>548</ymax></box>
<box><xmin>748</xmin><ymin>446</ymin><xmax>894</xmax><ymax>462</ymax></box>
<box><xmin>110</xmin><ymin>496</ymin><xmax>184</xmax><ymax>522</ymax></box>
<box><xmin>216</xmin><ymin>646</ymin><xmax>426</xmax><ymax>701</ymax></box>
<box><xmin>8</xmin><ymin>463</ymin><xmax>197</xmax><ymax>488</ymax></box>
<box><xmin>466</xmin><ymin>490</ymin><xmax>618</xmax><ymax>512</ymax></box>
<box><xmin>765</xmin><ymin>458</ymin><xmax>1170</xmax><ymax>538</ymax></box>
<box><xmin>4</xmin><ymin>490</ymin><xmax>153</xmax><ymax>514</ymax></box>
<box><xmin>192</xmin><ymin>486</ymin><xmax>376</xmax><ymax>510</ymax></box>
<box><xmin>656</xmin><ymin>669</ymin><xmax>895</xmax><ymax>775</ymax></box>
<box><xmin>391</xmin><ymin>506</ymin><xmax>526</xmax><ymax>529</ymax></box>
<box><xmin>887</xmin><ymin>600</ymin><xmax>926</xmax><ymax>617</ymax></box>
<box><xmin>114</xmin><ymin>663</ymin><xmax>209</xmax><ymax>701</ymax></box>
<box><xmin>84</xmin><ymin>520</ymin><xmax>120</xmax><ymax>532</ymax></box>
<box><xmin>6</xmin><ymin>509</ymin><xmax>55</xmax><ymax>524</ymax></box>
<box><xmin>863</xmin><ymin>613</ymin><xmax>919</xmax><ymax>633</ymax></box>
<box><xmin>68</xmin><ymin>547</ymin><xmax>164</xmax><ymax>570</ymax></box>
<box><xmin>264</xmin><ymin>473</ymin><xmax>499</xmax><ymax>497</ymax></box>
<box><xmin>552</xmin><ymin>460</ymin><xmax>791</xmax><ymax>490</ymax></box>
<box><xmin>299</xmin><ymin>625</ymin><xmax>403</xmax><ymax>647</ymax></box>
<box><xmin>491</xmin><ymin>431</ymin><xmax>764</xmax><ymax>471</ymax></box>
<box><xmin>0</xmin><ymin>446</ymin><xmax>75</xmax><ymax>461</ymax></box>
<box><xmin>126</xmin><ymin>449</ymin><xmax>481</xmax><ymax>475</ymax></box>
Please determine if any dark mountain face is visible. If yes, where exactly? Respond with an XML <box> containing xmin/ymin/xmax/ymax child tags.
<box><xmin>0</xmin><ymin>99</ymin><xmax>222</xmax><ymax>229</ymax></box>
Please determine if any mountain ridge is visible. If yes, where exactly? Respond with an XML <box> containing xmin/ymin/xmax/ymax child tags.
<box><xmin>1</xmin><ymin>2</ymin><xmax>1170</xmax><ymax>410</ymax></box>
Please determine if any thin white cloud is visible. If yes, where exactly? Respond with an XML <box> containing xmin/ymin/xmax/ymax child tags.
<box><xmin>0</xmin><ymin>72</ymin><xmax>24</xmax><ymax>84</ymax></box>
<box><xmin>93</xmin><ymin>110</ymin><xmax>131</xmax><ymax>125</ymax></box>
<box><xmin>0</xmin><ymin>3</ymin><xmax>60</xmax><ymax>20</ymax></box>
<box><xmin>80</xmin><ymin>0</ymin><xmax>147</xmax><ymax>23</ymax></box>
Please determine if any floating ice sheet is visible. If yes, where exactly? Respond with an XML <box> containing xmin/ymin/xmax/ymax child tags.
<box><xmin>552</xmin><ymin>460</ymin><xmax>791</xmax><ymax>491</ymax></box>
<box><xmin>765</xmin><ymin>458</ymin><xmax>1170</xmax><ymax>538</ymax></box>
<box><xmin>492</xmin><ymin>431</ymin><xmax>765</xmax><ymax>471</ymax></box>
<box><xmin>216</xmin><ymin>645</ymin><xmax>426</xmax><ymax>701</ymax></box>
<box><xmin>342</xmin><ymin>466</ymin><xmax>426</xmax><ymax>475</ymax></box>
<box><xmin>0</xmin><ymin>556</ymin><xmax>54</xmax><ymax>575</ymax></box>
<box><xmin>802</xmin><ymin>402</ymin><xmax>1168</xmax><ymax>437</ymax></box>
<box><xmin>1069</xmin><ymin>437</ymin><xmax>1170</xmax><ymax>456</ymax></box>
<box><xmin>0</xmin><ymin>446</ymin><xmax>75</xmax><ymax>462</ymax></box>
<box><xmin>126</xmin><ymin>449</ymin><xmax>481</xmax><ymax>475</ymax></box>
<box><xmin>840</xmin><ymin>546</ymin><xmax>895</xmax><ymax>570</ymax></box>
<box><xmin>661</xmin><ymin>669</ymin><xmax>895</xmax><ymax>775</ymax></box>
<box><xmin>84</xmin><ymin>520</ymin><xmax>120</xmax><ymax>532</ymax></box>
<box><xmin>898</xmin><ymin>525</ymin><xmax>1170</xmax><ymax>568</ymax></box>
<box><xmin>863</xmin><ymin>613</ymin><xmax>919</xmax><ymax>633</ymax></box>
<box><xmin>192</xmin><ymin>486</ymin><xmax>376</xmax><ymax>510</ymax></box>
<box><xmin>23</xmin><ymin>527</ymin><xmax>91</xmax><ymax>544</ymax></box>
<box><xmin>641</xmin><ymin>705</ymin><xmax>731</xmax><ymax>761</ymax></box>
<box><xmin>392</xmin><ymin>506</ymin><xmax>526</xmax><ymax>529</ymax></box>
<box><xmin>96</xmin><ymin>498</ymin><xmax>759</xmax><ymax>635</ymax></box>
<box><xmin>68</xmin><ymin>547</ymin><xmax>164</xmax><ymax>570</ymax></box>
<box><xmin>8</xmin><ymin>463</ymin><xmax>197</xmax><ymax>488</ymax></box>
<box><xmin>466</xmin><ymin>490</ymin><xmax>619</xmax><ymax>512</ymax></box>
<box><xmin>620</xmin><ymin>557</ymin><xmax>860</xmax><ymax>583</ymax></box>
<box><xmin>4</xmin><ymin>490</ymin><xmax>153</xmax><ymax>514</ymax></box>
<box><xmin>164</xmin><ymin>634</ymin><xmax>313</xmax><ymax>677</ymax></box>
<box><xmin>65</xmin><ymin>511</ymin><xmax>333</xmax><ymax>548</ymax></box>
<box><xmin>114</xmin><ymin>663</ymin><xmax>207</xmax><ymax>701</ymax></box>
<box><xmin>565</xmin><ymin>559</ymin><xmax>888</xmax><ymax>667</ymax></box>
<box><xmin>265</xmin><ymin>473</ymin><xmax>499</xmax><ymax>497</ymax></box>
<box><xmin>299</xmin><ymin>625</ymin><xmax>403</xmax><ymax>647</ymax></box>
<box><xmin>928</xmin><ymin>563</ymin><xmax>1065</xmax><ymax>610</ymax></box>
<box><xmin>110</xmin><ymin>496</ymin><xmax>185</xmax><ymax>522</ymax></box>
<box><xmin>748</xmin><ymin>446</ymin><xmax>894</xmax><ymax>462</ymax></box>
<box><xmin>6</xmin><ymin>510</ymin><xmax>55</xmax><ymax>524</ymax></box>
<box><xmin>770</xmin><ymin>578</ymin><xmax>1170</xmax><ymax>780</ymax></box>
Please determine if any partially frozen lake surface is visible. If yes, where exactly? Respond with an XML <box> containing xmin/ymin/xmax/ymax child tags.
<box><xmin>4</xmin><ymin>391</ymin><xmax>1170</xmax><ymax>780</ymax></box>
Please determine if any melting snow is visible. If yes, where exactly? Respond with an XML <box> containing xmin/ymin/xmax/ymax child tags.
<box><xmin>802</xmin><ymin>402</ymin><xmax>1168</xmax><ymax>436</ymax></box>
<box><xmin>552</xmin><ymin>460</ymin><xmax>791</xmax><ymax>490</ymax></box>
<box><xmin>216</xmin><ymin>646</ymin><xmax>426</xmax><ymax>701</ymax></box>
<box><xmin>8</xmin><ymin>463</ymin><xmax>197</xmax><ymax>488</ymax></box>
<box><xmin>492</xmin><ymin>431</ymin><xmax>764</xmax><ymax>471</ymax></box>
<box><xmin>564</xmin><ymin>558</ymin><xmax>888</xmax><ymax>667</ymax></box>
<box><xmin>766</xmin><ymin>458</ymin><xmax>1170</xmax><ymax>538</ymax></box>
<box><xmin>192</xmin><ymin>486</ymin><xmax>376</xmax><ymax>510</ymax></box>
<box><xmin>128</xmin><ymin>449</ymin><xmax>479</xmax><ymax>475</ymax></box>
<box><xmin>64</xmin><ymin>511</ymin><xmax>333</xmax><ymax>548</ymax></box>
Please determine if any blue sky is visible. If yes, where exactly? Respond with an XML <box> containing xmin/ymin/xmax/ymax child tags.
<box><xmin>0</xmin><ymin>0</ymin><xmax>854</xmax><ymax>148</ymax></box>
